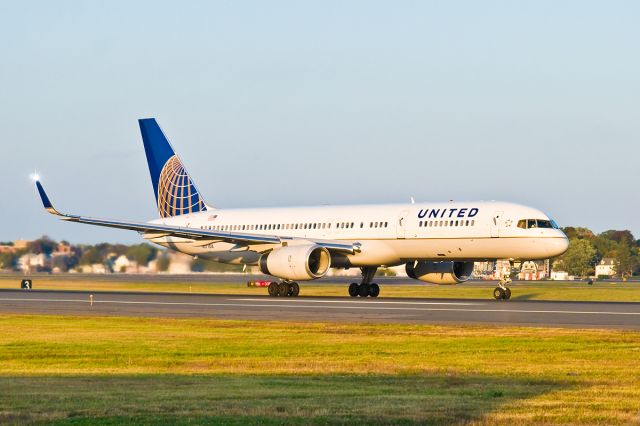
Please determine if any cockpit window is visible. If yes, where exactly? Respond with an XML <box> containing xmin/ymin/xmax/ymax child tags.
<box><xmin>518</xmin><ymin>219</ymin><xmax>559</xmax><ymax>229</ymax></box>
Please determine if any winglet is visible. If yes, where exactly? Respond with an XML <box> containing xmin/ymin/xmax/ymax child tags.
<box><xmin>35</xmin><ymin>180</ymin><xmax>63</xmax><ymax>216</ymax></box>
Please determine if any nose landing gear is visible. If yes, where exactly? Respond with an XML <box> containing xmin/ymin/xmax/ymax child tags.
<box><xmin>349</xmin><ymin>267</ymin><xmax>380</xmax><ymax>298</ymax></box>
<box><xmin>494</xmin><ymin>277</ymin><xmax>512</xmax><ymax>300</ymax></box>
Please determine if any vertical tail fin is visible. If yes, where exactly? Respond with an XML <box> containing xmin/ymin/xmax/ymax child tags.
<box><xmin>138</xmin><ymin>118</ymin><xmax>209</xmax><ymax>218</ymax></box>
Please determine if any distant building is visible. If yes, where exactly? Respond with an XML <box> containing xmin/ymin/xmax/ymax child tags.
<box><xmin>518</xmin><ymin>260</ymin><xmax>548</xmax><ymax>280</ymax></box>
<box><xmin>551</xmin><ymin>271</ymin><xmax>570</xmax><ymax>280</ymax></box>
<box><xmin>53</xmin><ymin>242</ymin><xmax>72</xmax><ymax>256</ymax></box>
<box><xmin>595</xmin><ymin>258</ymin><xmax>616</xmax><ymax>277</ymax></box>
<box><xmin>81</xmin><ymin>263</ymin><xmax>107</xmax><ymax>274</ymax></box>
<box><xmin>0</xmin><ymin>244</ymin><xmax>16</xmax><ymax>254</ymax></box>
<box><xmin>168</xmin><ymin>252</ymin><xmax>192</xmax><ymax>274</ymax></box>
<box><xmin>13</xmin><ymin>240</ymin><xmax>30</xmax><ymax>250</ymax></box>
<box><xmin>472</xmin><ymin>261</ymin><xmax>496</xmax><ymax>279</ymax></box>
<box><xmin>18</xmin><ymin>253</ymin><xmax>50</xmax><ymax>273</ymax></box>
<box><xmin>113</xmin><ymin>255</ymin><xmax>131</xmax><ymax>273</ymax></box>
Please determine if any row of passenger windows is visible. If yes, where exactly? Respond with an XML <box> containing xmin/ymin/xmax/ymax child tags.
<box><xmin>419</xmin><ymin>219</ymin><xmax>475</xmax><ymax>227</ymax></box>
<box><xmin>200</xmin><ymin>221</ymin><xmax>390</xmax><ymax>232</ymax></box>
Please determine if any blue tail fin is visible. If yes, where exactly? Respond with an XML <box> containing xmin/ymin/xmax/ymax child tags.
<box><xmin>138</xmin><ymin>118</ymin><xmax>209</xmax><ymax>218</ymax></box>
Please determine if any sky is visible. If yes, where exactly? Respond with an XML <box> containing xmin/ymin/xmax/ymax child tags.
<box><xmin>1</xmin><ymin>1</ymin><xmax>639</xmax><ymax>244</ymax></box>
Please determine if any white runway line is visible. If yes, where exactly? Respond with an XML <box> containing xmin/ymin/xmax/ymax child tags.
<box><xmin>1</xmin><ymin>297</ymin><xmax>640</xmax><ymax>316</ymax></box>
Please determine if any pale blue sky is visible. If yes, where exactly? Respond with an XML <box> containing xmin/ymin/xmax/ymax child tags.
<box><xmin>1</xmin><ymin>1</ymin><xmax>638</xmax><ymax>244</ymax></box>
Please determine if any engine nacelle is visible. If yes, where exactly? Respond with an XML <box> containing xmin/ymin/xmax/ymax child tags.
<box><xmin>405</xmin><ymin>261</ymin><xmax>474</xmax><ymax>285</ymax></box>
<box><xmin>259</xmin><ymin>244</ymin><xmax>331</xmax><ymax>281</ymax></box>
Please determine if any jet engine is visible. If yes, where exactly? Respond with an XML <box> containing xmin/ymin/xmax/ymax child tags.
<box><xmin>405</xmin><ymin>261</ymin><xmax>474</xmax><ymax>285</ymax></box>
<box><xmin>259</xmin><ymin>244</ymin><xmax>331</xmax><ymax>281</ymax></box>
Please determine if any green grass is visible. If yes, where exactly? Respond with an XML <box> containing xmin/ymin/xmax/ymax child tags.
<box><xmin>0</xmin><ymin>315</ymin><xmax>639</xmax><ymax>424</ymax></box>
<box><xmin>2</xmin><ymin>275</ymin><xmax>640</xmax><ymax>302</ymax></box>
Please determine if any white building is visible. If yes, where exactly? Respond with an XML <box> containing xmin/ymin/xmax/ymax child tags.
<box><xmin>18</xmin><ymin>253</ymin><xmax>49</xmax><ymax>272</ymax></box>
<box><xmin>550</xmin><ymin>271</ymin><xmax>570</xmax><ymax>281</ymax></box>
<box><xmin>168</xmin><ymin>252</ymin><xmax>193</xmax><ymax>274</ymax></box>
<box><xmin>113</xmin><ymin>255</ymin><xmax>130</xmax><ymax>273</ymax></box>
<box><xmin>595</xmin><ymin>258</ymin><xmax>615</xmax><ymax>277</ymax></box>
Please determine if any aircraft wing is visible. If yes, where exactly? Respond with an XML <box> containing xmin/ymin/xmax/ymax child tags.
<box><xmin>34</xmin><ymin>181</ymin><xmax>360</xmax><ymax>254</ymax></box>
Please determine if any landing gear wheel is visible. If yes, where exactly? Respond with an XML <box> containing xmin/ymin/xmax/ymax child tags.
<box><xmin>268</xmin><ymin>282</ymin><xmax>279</xmax><ymax>297</ymax></box>
<box><xmin>348</xmin><ymin>283</ymin><xmax>359</xmax><ymax>297</ymax></box>
<box><xmin>358</xmin><ymin>284</ymin><xmax>370</xmax><ymax>297</ymax></box>
<box><xmin>504</xmin><ymin>287</ymin><xmax>511</xmax><ymax>300</ymax></box>
<box><xmin>493</xmin><ymin>287</ymin><xmax>505</xmax><ymax>300</ymax></box>
<box><xmin>289</xmin><ymin>282</ymin><xmax>300</xmax><ymax>297</ymax></box>
<box><xmin>369</xmin><ymin>283</ymin><xmax>380</xmax><ymax>298</ymax></box>
<box><xmin>277</xmin><ymin>282</ymin><xmax>290</xmax><ymax>297</ymax></box>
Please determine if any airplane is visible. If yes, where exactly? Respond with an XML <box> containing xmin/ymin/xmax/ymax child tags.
<box><xmin>34</xmin><ymin>118</ymin><xmax>569</xmax><ymax>300</ymax></box>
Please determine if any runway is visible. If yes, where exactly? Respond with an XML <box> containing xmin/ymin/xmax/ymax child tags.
<box><xmin>1</xmin><ymin>289</ymin><xmax>639</xmax><ymax>329</ymax></box>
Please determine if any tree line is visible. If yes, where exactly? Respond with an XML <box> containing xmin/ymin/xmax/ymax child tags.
<box><xmin>554</xmin><ymin>228</ymin><xmax>639</xmax><ymax>278</ymax></box>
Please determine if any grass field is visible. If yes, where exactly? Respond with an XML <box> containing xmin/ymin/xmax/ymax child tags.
<box><xmin>2</xmin><ymin>275</ymin><xmax>640</xmax><ymax>302</ymax></box>
<box><xmin>0</xmin><ymin>315</ymin><xmax>639</xmax><ymax>425</ymax></box>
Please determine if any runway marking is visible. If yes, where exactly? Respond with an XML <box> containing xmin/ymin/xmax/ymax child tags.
<box><xmin>230</xmin><ymin>298</ymin><xmax>484</xmax><ymax>306</ymax></box>
<box><xmin>1</xmin><ymin>297</ymin><xmax>640</xmax><ymax>316</ymax></box>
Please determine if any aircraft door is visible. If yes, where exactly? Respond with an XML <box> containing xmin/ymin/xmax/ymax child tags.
<box><xmin>491</xmin><ymin>211</ymin><xmax>503</xmax><ymax>237</ymax></box>
<box><xmin>325</xmin><ymin>218</ymin><xmax>335</xmax><ymax>238</ymax></box>
<box><xmin>396</xmin><ymin>210</ymin><xmax>409</xmax><ymax>239</ymax></box>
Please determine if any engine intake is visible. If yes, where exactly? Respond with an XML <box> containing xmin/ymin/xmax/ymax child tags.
<box><xmin>259</xmin><ymin>244</ymin><xmax>331</xmax><ymax>281</ymax></box>
<box><xmin>405</xmin><ymin>261</ymin><xmax>474</xmax><ymax>285</ymax></box>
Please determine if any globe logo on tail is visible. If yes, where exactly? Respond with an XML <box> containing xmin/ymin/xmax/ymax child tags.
<box><xmin>157</xmin><ymin>155</ymin><xmax>206</xmax><ymax>218</ymax></box>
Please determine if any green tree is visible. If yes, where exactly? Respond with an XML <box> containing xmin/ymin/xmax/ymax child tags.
<box><xmin>614</xmin><ymin>243</ymin><xmax>638</xmax><ymax>279</ymax></box>
<box><xmin>79</xmin><ymin>248</ymin><xmax>103</xmax><ymax>265</ymax></box>
<box><xmin>126</xmin><ymin>244</ymin><xmax>157</xmax><ymax>269</ymax></box>
<box><xmin>562</xmin><ymin>227</ymin><xmax>595</xmax><ymax>240</ymax></box>
<box><xmin>156</xmin><ymin>254</ymin><xmax>170</xmax><ymax>272</ymax></box>
<box><xmin>29</xmin><ymin>236</ymin><xmax>58</xmax><ymax>255</ymax></box>
<box><xmin>555</xmin><ymin>238</ymin><xmax>596</xmax><ymax>277</ymax></box>
<box><xmin>0</xmin><ymin>252</ymin><xmax>17</xmax><ymax>270</ymax></box>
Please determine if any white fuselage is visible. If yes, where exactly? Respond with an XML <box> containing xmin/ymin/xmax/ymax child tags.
<box><xmin>146</xmin><ymin>201</ymin><xmax>568</xmax><ymax>268</ymax></box>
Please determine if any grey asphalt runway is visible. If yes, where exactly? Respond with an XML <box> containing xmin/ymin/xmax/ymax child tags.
<box><xmin>1</xmin><ymin>289</ymin><xmax>639</xmax><ymax>329</ymax></box>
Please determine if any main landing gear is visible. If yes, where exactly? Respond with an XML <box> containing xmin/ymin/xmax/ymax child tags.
<box><xmin>268</xmin><ymin>281</ymin><xmax>300</xmax><ymax>297</ymax></box>
<box><xmin>493</xmin><ymin>276</ymin><xmax>512</xmax><ymax>300</ymax></box>
<box><xmin>349</xmin><ymin>266</ymin><xmax>380</xmax><ymax>298</ymax></box>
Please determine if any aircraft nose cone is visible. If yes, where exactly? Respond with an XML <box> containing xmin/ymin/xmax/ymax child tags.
<box><xmin>548</xmin><ymin>235</ymin><xmax>569</xmax><ymax>257</ymax></box>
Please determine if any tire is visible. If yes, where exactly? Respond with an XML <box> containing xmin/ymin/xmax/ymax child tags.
<box><xmin>268</xmin><ymin>282</ymin><xmax>279</xmax><ymax>297</ymax></box>
<box><xmin>348</xmin><ymin>283</ymin><xmax>359</xmax><ymax>297</ymax></box>
<box><xmin>358</xmin><ymin>284</ymin><xmax>370</xmax><ymax>297</ymax></box>
<box><xmin>504</xmin><ymin>287</ymin><xmax>511</xmax><ymax>300</ymax></box>
<box><xmin>277</xmin><ymin>282</ymin><xmax>290</xmax><ymax>297</ymax></box>
<box><xmin>493</xmin><ymin>287</ymin><xmax>505</xmax><ymax>300</ymax></box>
<box><xmin>369</xmin><ymin>283</ymin><xmax>380</xmax><ymax>298</ymax></box>
<box><xmin>289</xmin><ymin>282</ymin><xmax>300</xmax><ymax>297</ymax></box>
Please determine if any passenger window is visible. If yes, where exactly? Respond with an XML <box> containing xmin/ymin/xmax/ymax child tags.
<box><xmin>360</xmin><ymin>222</ymin><xmax>363</xmax><ymax>228</ymax></box>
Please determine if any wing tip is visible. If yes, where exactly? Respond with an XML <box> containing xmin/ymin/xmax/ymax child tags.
<box><xmin>34</xmin><ymin>180</ymin><xmax>62</xmax><ymax>216</ymax></box>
